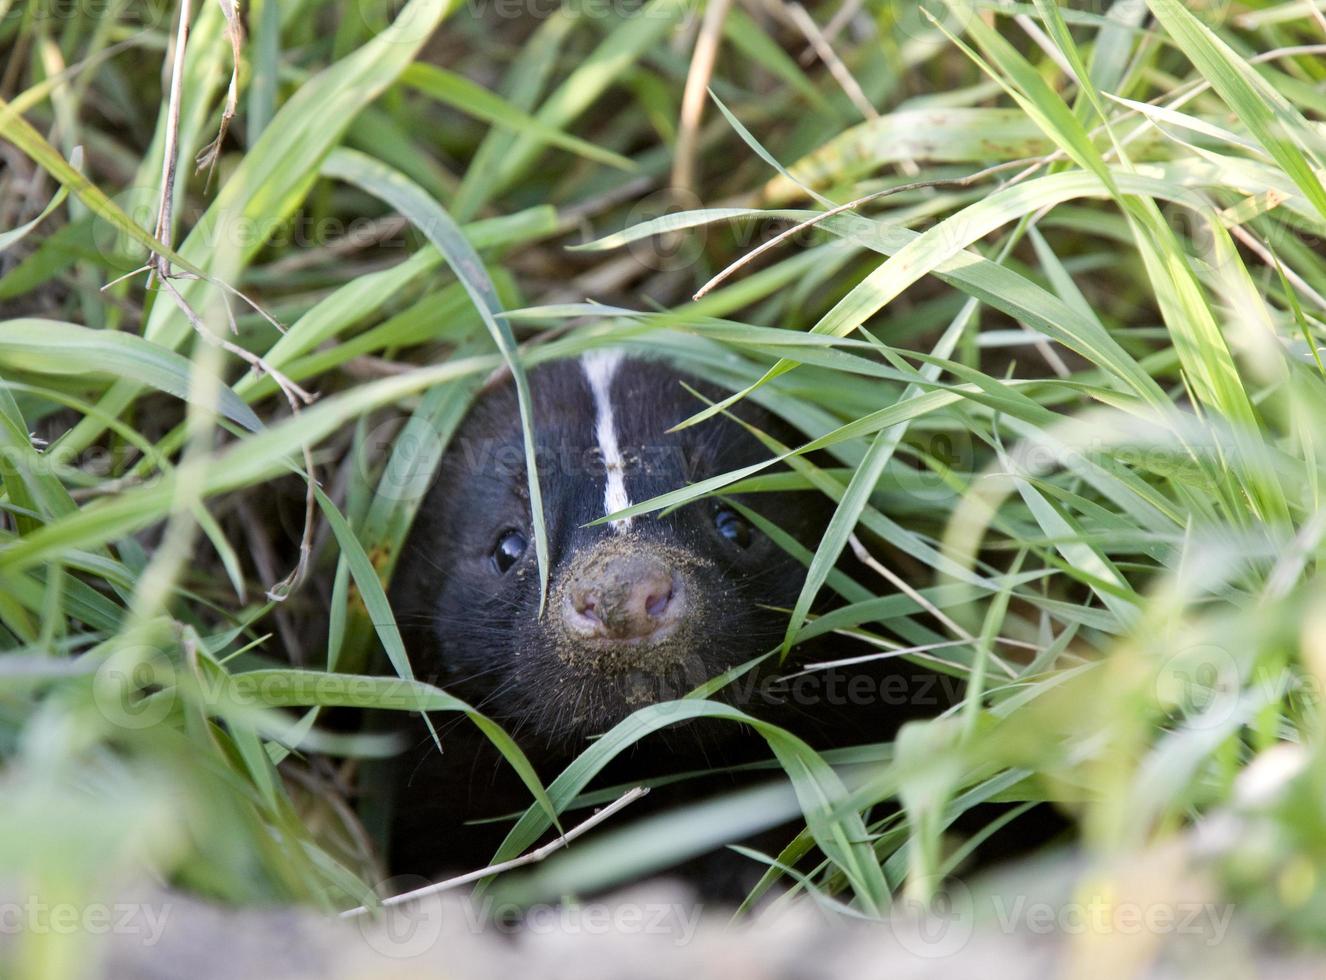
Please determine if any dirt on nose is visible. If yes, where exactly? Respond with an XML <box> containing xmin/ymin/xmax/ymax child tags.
<box><xmin>550</xmin><ymin>531</ymin><xmax>712</xmax><ymax>674</ymax></box>
<box><xmin>565</xmin><ymin>551</ymin><xmax>679</xmax><ymax>638</ymax></box>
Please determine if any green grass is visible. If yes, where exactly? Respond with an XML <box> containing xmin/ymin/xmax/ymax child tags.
<box><xmin>4</xmin><ymin>0</ymin><xmax>1326</xmax><ymax>970</ymax></box>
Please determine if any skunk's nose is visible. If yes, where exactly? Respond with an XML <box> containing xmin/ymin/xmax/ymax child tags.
<box><xmin>562</xmin><ymin>553</ymin><xmax>684</xmax><ymax>642</ymax></box>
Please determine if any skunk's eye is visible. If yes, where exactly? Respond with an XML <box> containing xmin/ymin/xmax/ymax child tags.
<box><xmin>492</xmin><ymin>529</ymin><xmax>528</xmax><ymax>573</ymax></box>
<box><xmin>714</xmin><ymin>509</ymin><xmax>753</xmax><ymax>548</ymax></box>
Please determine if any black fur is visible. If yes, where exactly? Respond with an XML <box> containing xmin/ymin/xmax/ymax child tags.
<box><xmin>384</xmin><ymin>356</ymin><xmax>934</xmax><ymax>893</ymax></box>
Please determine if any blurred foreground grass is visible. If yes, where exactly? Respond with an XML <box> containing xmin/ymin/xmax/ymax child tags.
<box><xmin>4</xmin><ymin>0</ymin><xmax>1326</xmax><ymax>973</ymax></box>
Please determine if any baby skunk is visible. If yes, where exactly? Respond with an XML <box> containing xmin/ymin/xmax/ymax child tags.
<box><xmin>386</xmin><ymin>352</ymin><xmax>934</xmax><ymax>895</ymax></box>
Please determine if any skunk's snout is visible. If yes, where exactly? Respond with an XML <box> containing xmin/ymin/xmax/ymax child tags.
<box><xmin>562</xmin><ymin>552</ymin><xmax>685</xmax><ymax>643</ymax></box>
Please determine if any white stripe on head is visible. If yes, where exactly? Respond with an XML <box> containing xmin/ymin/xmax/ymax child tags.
<box><xmin>581</xmin><ymin>350</ymin><xmax>632</xmax><ymax>530</ymax></box>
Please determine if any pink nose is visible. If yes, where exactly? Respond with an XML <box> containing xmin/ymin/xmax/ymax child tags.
<box><xmin>562</xmin><ymin>553</ymin><xmax>684</xmax><ymax>641</ymax></box>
